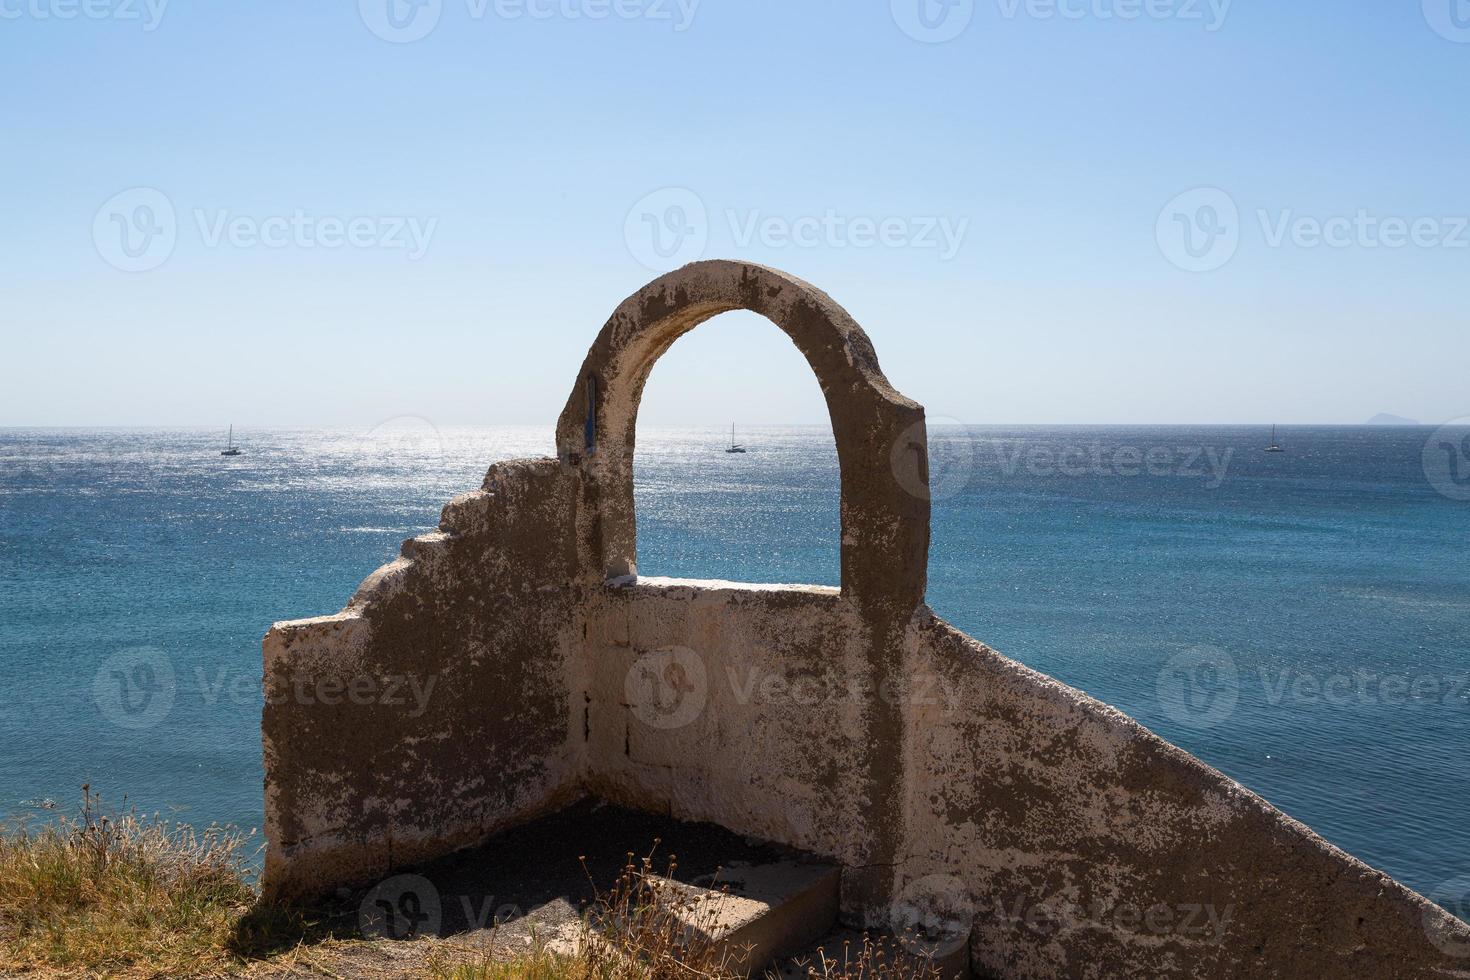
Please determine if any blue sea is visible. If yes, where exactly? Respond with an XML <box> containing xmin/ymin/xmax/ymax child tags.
<box><xmin>1</xmin><ymin>424</ymin><xmax>1467</xmax><ymax>906</ymax></box>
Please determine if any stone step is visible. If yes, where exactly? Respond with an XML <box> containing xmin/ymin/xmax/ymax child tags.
<box><xmin>656</xmin><ymin>859</ymin><xmax>841</xmax><ymax>975</ymax></box>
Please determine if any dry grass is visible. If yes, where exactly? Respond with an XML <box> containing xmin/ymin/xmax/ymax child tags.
<box><xmin>789</xmin><ymin>933</ymin><xmax>942</xmax><ymax>980</ymax></box>
<box><xmin>578</xmin><ymin>845</ymin><xmax>749</xmax><ymax>979</ymax></box>
<box><xmin>428</xmin><ymin>944</ymin><xmax>580</xmax><ymax>980</ymax></box>
<box><xmin>0</xmin><ymin>786</ymin><xmax>258</xmax><ymax>978</ymax></box>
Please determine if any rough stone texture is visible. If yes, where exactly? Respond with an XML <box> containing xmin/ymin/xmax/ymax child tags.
<box><xmin>657</xmin><ymin>860</ymin><xmax>841</xmax><ymax>973</ymax></box>
<box><xmin>583</xmin><ymin>580</ymin><xmax>871</xmax><ymax>876</ymax></box>
<box><xmin>262</xmin><ymin>457</ymin><xmax>584</xmax><ymax>897</ymax></box>
<box><xmin>262</xmin><ymin>261</ymin><xmax>1470</xmax><ymax>976</ymax></box>
<box><xmin>902</xmin><ymin>612</ymin><xmax>1470</xmax><ymax>978</ymax></box>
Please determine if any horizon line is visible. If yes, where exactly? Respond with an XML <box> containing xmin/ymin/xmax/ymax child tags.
<box><xmin>0</xmin><ymin>420</ymin><xmax>1447</xmax><ymax>431</ymax></box>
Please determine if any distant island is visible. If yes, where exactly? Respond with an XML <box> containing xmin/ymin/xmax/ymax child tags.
<box><xmin>1364</xmin><ymin>413</ymin><xmax>1420</xmax><ymax>426</ymax></box>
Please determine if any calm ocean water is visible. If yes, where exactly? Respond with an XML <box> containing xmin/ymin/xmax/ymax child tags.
<box><xmin>1</xmin><ymin>424</ymin><xmax>1467</xmax><ymax>905</ymax></box>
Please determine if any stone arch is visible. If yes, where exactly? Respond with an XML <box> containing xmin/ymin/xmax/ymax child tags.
<box><xmin>555</xmin><ymin>260</ymin><xmax>930</xmax><ymax>614</ymax></box>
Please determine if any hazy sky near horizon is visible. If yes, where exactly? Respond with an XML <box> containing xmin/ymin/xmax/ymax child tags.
<box><xmin>2</xmin><ymin>1</ymin><xmax>1467</xmax><ymax>427</ymax></box>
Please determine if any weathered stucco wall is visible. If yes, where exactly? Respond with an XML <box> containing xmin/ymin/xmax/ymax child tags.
<box><xmin>584</xmin><ymin>581</ymin><xmax>876</xmax><ymax>895</ymax></box>
<box><xmin>261</xmin><ymin>261</ymin><xmax>1470</xmax><ymax>975</ymax></box>
<box><xmin>262</xmin><ymin>458</ymin><xmax>584</xmax><ymax>898</ymax></box>
<box><xmin>901</xmin><ymin>612</ymin><xmax>1468</xmax><ymax>978</ymax></box>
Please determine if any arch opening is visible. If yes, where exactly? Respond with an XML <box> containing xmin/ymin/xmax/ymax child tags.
<box><xmin>554</xmin><ymin>260</ymin><xmax>931</xmax><ymax>615</ymax></box>
<box><xmin>632</xmin><ymin>311</ymin><xmax>841</xmax><ymax>587</ymax></box>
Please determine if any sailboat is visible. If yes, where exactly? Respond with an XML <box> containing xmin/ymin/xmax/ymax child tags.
<box><xmin>1264</xmin><ymin>425</ymin><xmax>1284</xmax><ymax>454</ymax></box>
<box><xmin>221</xmin><ymin>425</ymin><xmax>243</xmax><ymax>457</ymax></box>
<box><xmin>724</xmin><ymin>423</ymin><xmax>747</xmax><ymax>454</ymax></box>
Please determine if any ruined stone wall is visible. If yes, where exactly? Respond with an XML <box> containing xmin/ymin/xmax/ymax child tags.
<box><xmin>262</xmin><ymin>458</ymin><xmax>584</xmax><ymax>900</ymax></box>
<box><xmin>583</xmin><ymin>581</ymin><xmax>873</xmax><ymax>884</ymax></box>
<box><xmin>899</xmin><ymin>612</ymin><xmax>1467</xmax><ymax>978</ymax></box>
<box><xmin>261</xmin><ymin>260</ymin><xmax>1470</xmax><ymax>974</ymax></box>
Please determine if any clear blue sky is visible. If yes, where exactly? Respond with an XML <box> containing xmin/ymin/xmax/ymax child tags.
<box><xmin>2</xmin><ymin>0</ymin><xmax>1466</xmax><ymax>427</ymax></box>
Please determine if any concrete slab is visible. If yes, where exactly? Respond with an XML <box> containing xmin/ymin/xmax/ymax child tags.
<box><xmin>667</xmin><ymin>860</ymin><xmax>840</xmax><ymax>974</ymax></box>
